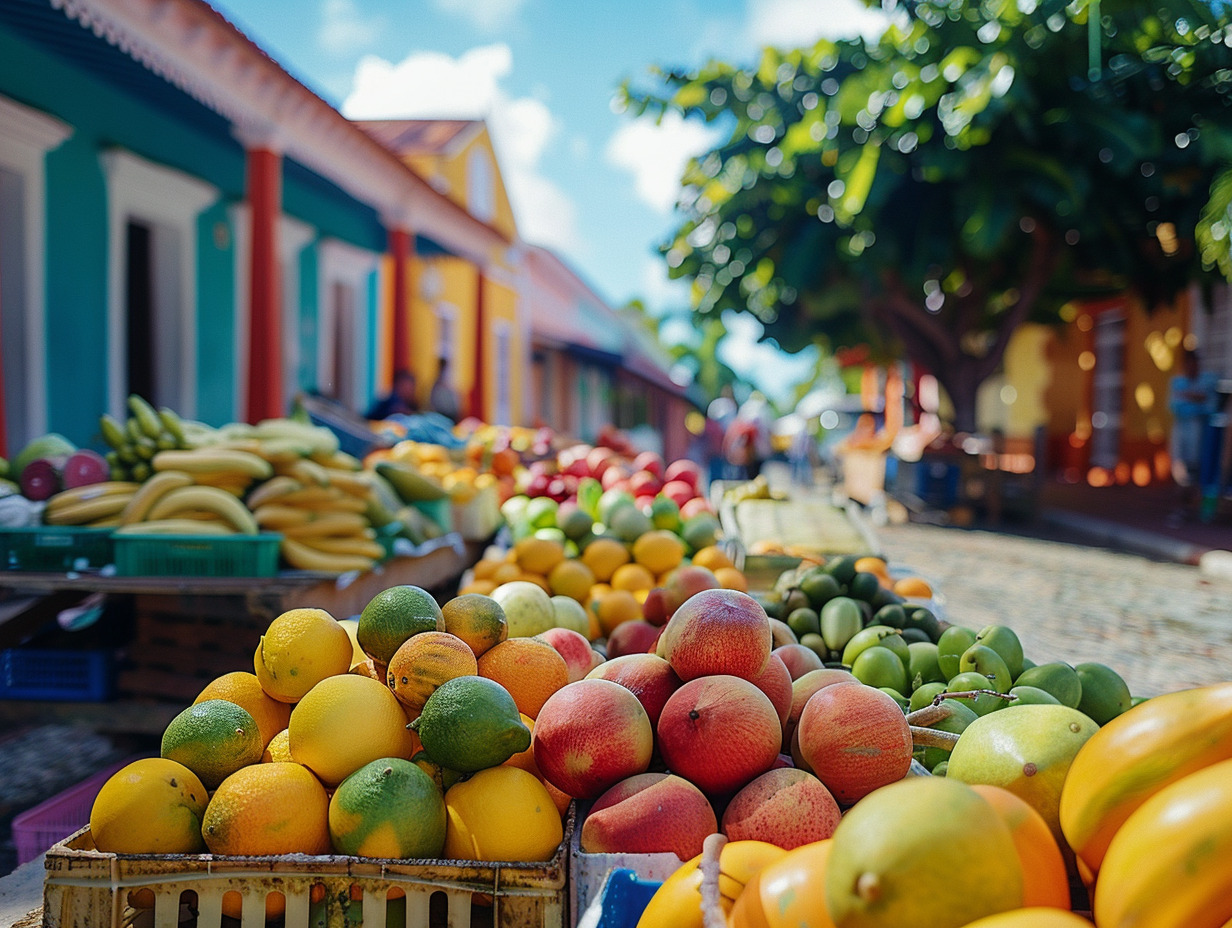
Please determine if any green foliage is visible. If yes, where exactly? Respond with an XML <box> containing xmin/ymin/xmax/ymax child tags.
<box><xmin>621</xmin><ymin>0</ymin><xmax>1232</xmax><ymax>427</ymax></box>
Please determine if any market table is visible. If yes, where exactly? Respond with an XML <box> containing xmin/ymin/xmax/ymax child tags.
<box><xmin>0</xmin><ymin>535</ymin><xmax>482</xmax><ymax>732</ymax></box>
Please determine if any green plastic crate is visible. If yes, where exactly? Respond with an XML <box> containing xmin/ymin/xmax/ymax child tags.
<box><xmin>113</xmin><ymin>532</ymin><xmax>282</xmax><ymax>577</ymax></box>
<box><xmin>0</xmin><ymin>526</ymin><xmax>115</xmax><ymax>572</ymax></box>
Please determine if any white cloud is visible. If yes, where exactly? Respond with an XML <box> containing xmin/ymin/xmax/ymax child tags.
<box><xmin>340</xmin><ymin>44</ymin><xmax>581</xmax><ymax>255</ymax></box>
<box><xmin>639</xmin><ymin>256</ymin><xmax>692</xmax><ymax>312</ymax></box>
<box><xmin>747</xmin><ymin>0</ymin><xmax>892</xmax><ymax>47</ymax></box>
<box><xmin>718</xmin><ymin>311</ymin><xmax>818</xmax><ymax>405</ymax></box>
<box><xmin>432</xmin><ymin>0</ymin><xmax>526</xmax><ymax>32</ymax></box>
<box><xmin>317</xmin><ymin>0</ymin><xmax>385</xmax><ymax>57</ymax></box>
<box><xmin>605</xmin><ymin>111</ymin><xmax>722</xmax><ymax>214</ymax></box>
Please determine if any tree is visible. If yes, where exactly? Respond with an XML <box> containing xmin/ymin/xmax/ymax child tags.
<box><xmin>621</xmin><ymin>0</ymin><xmax>1232</xmax><ymax>431</ymax></box>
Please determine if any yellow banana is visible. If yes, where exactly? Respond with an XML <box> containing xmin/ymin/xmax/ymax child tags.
<box><xmin>280</xmin><ymin>537</ymin><xmax>374</xmax><ymax>574</ymax></box>
<box><xmin>120</xmin><ymin>470</ymin><xmax>196</xmax><ymax>525</ymax></box>
<box><xmin>281</xmin><ymin>512</ymin><xmax>369</xmax><ymax>539</ymax></box>
<box><xmin>277</xmin><ymin>486</ymin><xmax>346</xmax><ymax>507</ymax></box>
<box><xmin>321</xmin><ymin>468</ymin><xmax>375</xmax><ymax>497</ymax></box>
<box><xmin>1060</xmin><ymin>682</ymin><xmax>1232</xmax><ymax>876</ymax></box>
<box><xmin>254</xmin><ymin>437</ymin><xmax>313</xmax><ymax>465</ymax></box>
<box><xmin>253</xmin><ymin>504</ymin><xmax>313</xmax><ymax>530</ymax></box>
<box><xmin>45</xmin><ymin>481</ymin><xmax>141</xmax><ymax>515</ymax></box>
<box><xmin>115</xmin><ymin>519</ymin><xmax>236</xmax><ymax>536</ymax></box>
<box><xmin>144</xmin><ymin>485</ymin><xmax>259</xmax><ymax>534</ymax></box>
<box><xmin>43</xmin><ymin>493</ymin><xmax>135</xmax><ymax>525</ymax></box>
<box><xmin>152</xmin><ymin>448</ymin><xmax>273</xmax><ymax>480</ymax></box>
<box><xmin>85</xmin><ymin>515</ymin><xmax>123</xmax><ymax>528</ymax></box>
<box><xmin>189</xmin><ymin>472</ymin><xmax>255</xmax><ymax>496</ymax></box>
<box><xmin>298</xmin><ymin>535</ymin><xmax>386</xmax><ymax>560</ymax></box>
<box><xmin>245</xmin><ymin>476</ymin><xmax>303</xmax><ymax>510</ymax></box>
<box><xmin>311</xmin><ymin>450</ymin><xmax>364</xmax><ymax>471</ymax></box>
<box><xmin>304</xmin><ymin>496</ymin><xmax>368</xmax><ymax>514</ymax></box>
<box><xmin>287</xmin><ymin>457</ymin><xmax>330</xmax><ymax>487</ymax></box>
<box><xmin>1093</xmin><ymin>758</ymin><xmax>1232</xmax><ymax>928</ymax></box>
<box><xmin>127</xmin><ymin>394</ymin><xmax>163</xmax><ymax>440</ymax></box>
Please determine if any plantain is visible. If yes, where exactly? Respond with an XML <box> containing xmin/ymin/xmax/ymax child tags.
<box><xmin>120</xmin><ymin>470</ymin><xmax>196</xmax><ymax>525</ymax></box>
<box><xmin>145</xmin><ymin>485</ymin><xmax>259</xmax><ymax>534</ymax></box>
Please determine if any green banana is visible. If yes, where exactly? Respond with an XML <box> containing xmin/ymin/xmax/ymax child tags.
<box><xmin>127</xmin><ymin>394</ymin><xmax>163</xmax><ymax>440</ymax></box>
<box><xmin>99</xmin><ymin>414</ymin><xmax>128</xmax><ymax>451</ymax></box>
<box><xmin>158</xmin><ymin>407</ymin><xmax>187</xmax><ymax>448</ymax></box>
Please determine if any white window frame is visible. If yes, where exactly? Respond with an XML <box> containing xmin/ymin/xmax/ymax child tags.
<box><xmin>0</xmin><ymin>96</ymin><xmax>72</xmax><ymax>445</ymax></box>
<box><xmin>101</xmin><ymin>148</ymin><xmax>218</xmax><ymax>420</ymax></box>
<box><xmin>467</xmin><ymin>147</ymin><xmax>495</xmax><ymax>222</ymax></box>
<box><xmin>317</xmin><ymin>238</ymin><xmax>380</xmax><ymax>412</ymax></box>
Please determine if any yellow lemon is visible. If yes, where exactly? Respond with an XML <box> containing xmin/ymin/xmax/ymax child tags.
<box><xmin>580</xmin><ymin>537</ymin><xmax>630</xmax><ymax>582</ymax></box>
<box><xmin>514</xmin><ymin>536</ymin><xmax>566</xmax><ymax>576</ymax></box>
<box><xmin>443</xmin><ymin>766</ymin><xmax>563</xmax><ymax>861</ymax></box>
<box><xmin>254</xmin><ymin>607</ymin><xmax>352</xmax><ymax>703</ymax></box>
<box><xmin>262</xmin><ymin>728</ymin><xmax>293</xmax><ymax>763</ymax></box>
<box><xmin>631</xmin><ymin>530</ymin><xmax>686</xmax><ymax>576</ymax></box>
<box><xmin>89</xmin><ymin>758</ymin><xmax>208</xmax><ymax>854</ymax></box>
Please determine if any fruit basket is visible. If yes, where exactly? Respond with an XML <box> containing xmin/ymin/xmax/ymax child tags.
<box><xmin>568</xmin><ymin>806</ymin><xmax>683</xmax><ymax>926</ymax></box>
<box><xmin>0</xmin><ymin>648</ymin><xmax>114</xmax><ymax>702</ymax></box>
<box><xmin>41</xmin><ymin>807</ymin><xmax>574</xmax><ymax>928</ymax></box>
<box><xmin>112</xmin><ymin>532</ymin><xmax>282</xmax><ymax>578</ymax></box>
<box><xmin>0</xmin><ymin>526</ymin><xmax>115</xmax><ymax>572</ymax></box>
<box><xmin>577</xmin><ymin>868</ymin><xmax>661</xmax><ymax>928</ymax></box>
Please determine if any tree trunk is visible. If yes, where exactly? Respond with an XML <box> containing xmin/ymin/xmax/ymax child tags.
<box><xmin>931</xmin><ymin>360</ymin><xmax>983</xmax><ymax>434</ymax></box>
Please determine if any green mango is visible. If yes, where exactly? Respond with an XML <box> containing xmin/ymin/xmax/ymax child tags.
<box><xmin>936</xmin><ymin>625</ymin><xmax>978</xmax><ymax>680</ymax></box>
<box><xmin>851</xmin><ymin>646</ymin><xmax>909</xmax><ymax>694</ymax></box>
<box><xmin>975</xmin><ymin>625</ymin><xmax>1024</xmax><ymax>680</ymax></box>
<box><xmin>1014</xmin><ymin>662</ymin><xmax>1082</xmax><ymax>709</ymax></box>
<box><xmin>958</xmin><ymin>644</ymin><xmax>1013</xmax><ymax>694</ymax></box>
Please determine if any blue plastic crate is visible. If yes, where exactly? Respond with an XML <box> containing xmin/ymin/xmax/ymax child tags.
<box><xmin>0</xmin><ymin>648</ymin><xmax>114</xmax><ymax>702</ymax></box>
<box><xmin>589</xmin><ymin>869</ymin><xmax>661</xmax><ymax>928</ymax></box>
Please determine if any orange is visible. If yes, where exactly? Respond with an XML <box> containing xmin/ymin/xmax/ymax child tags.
<box><xmin>692</xmin><ymin>544</ymin><xmax>734</xmax><ymax>572</ymax></box>
<box><xmin>517</xmin><ymin>572</ymin><xmax>553</xmax><ymax>595</ymax></box>
<box><xmin>491</xmin><ymin>561</ymin><xmax>522</xmax><ymax>585</ymax></box>
<box><xmin>387</xmin><ymin>630</ymin><xmax>479</xmax><ymax>713</ymax></box>
<box><xmin>477</xmin><ymin>637</ymin><xmax>569</xmax><ymax>719</ymax></box>
<box><xmin>714</xmin><ymin>566</ymin><xmax>749</xmax><ymax>593</ymax></box>
<box><xmin>580</xmin><ymin>537</ymin><xmax>630</xmax><ymax>582</ymax></box>
<box><xmin>594</xmin><ymin>589</ymin><xmax>642</xmax><ymax>637</ymax></box>
<box><xmin>288</xmin><ymin>674</ymin><xmax>417</xmax><ymax>786</ymax></box>
<box><xmin>202</xmin><ymin>762</ymin><xmax>331</xmax><ymax>856</ymax></box>
<box><xmin>254</xmin><ymin>607</ymin><xmax>353</xmax><ymax>703</ymax></box>
<box><xmin>894</xmin><ymin>576</ymin><xmax>934</xmax><ymax>598</ymax></box>
<box><xmin>194</xmin><ymin>671</ymin><xmax>291</xmax><ymax>749</ymax></box>
<box><xmin>441</xmin><ymin>593</ymin><xmax>509</xmax><ymax>657</ymax></box>
<box><xmin>631</xmin><ymin>530</ymin><xmax>686</xmax><ymax>576</ymax></box>
<box><xmin>611</xmin><ymin>562</ymin><xmax>656</xmax><ymax>593</ymax></box>
<box><xmin>548</xmin><ymin>559</ymin><xmax>596</xmax><ymax>602</ymax></box>
<box><xmin>472</xmin><ymin>558</ymin><xmax>501</xmax><ymax>580</ymax></box>
<box><xmin>854</xmin><ymin>556</ymin><xmax>889</xmax><ymax>576</ymax></box>
<box><xmin>458</xmin><ymin>578</ymin><xmax>498</xmax><ymax>596</ymax></box>
<box><xmin>513</xmin><ymin>536</ymin><xmax>566</xmax><ymax>576</ymax></box>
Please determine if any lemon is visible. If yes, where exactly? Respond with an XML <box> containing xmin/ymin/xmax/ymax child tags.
<box><xmin>329</xmin><ymin>758</ymin><xmax>446</xmax><ymax>859</ymax></box>
<box><xmin>337</xmin><ymin>617</ymin><xmax>367</xmax><ymax>665</ymax></box>
<box><xmin>414</xmin><ymin>675</ymin><xmax>530</xmax><ymax>772</ymax></box>
<box><xmin>632</xmin><ymin>529</ymin><xmax>686</xmax><ymax>576</ymax></box>
<box><xmin>254</xmin><ymin>607</ymin><xmax>353</xmax><ymax>703</ymax></box>
<box><xmin>161</xmin><ymin>699</ymin><xmax>263</xmax><ymax>789</ymax></box>
<box><xmin>443</xmin><ymin>766</ymin><xmax>563</xmax><ymax>861</ymax></box>
<box><xmin>289</xmin><ymin>674</ymin><xmax>416</xmax><ymax>786</ymax></box>
<box><xmin>357</xmin><ymin>585</ymin><xmax>446</xmax><ymax>666</ymax></box>
<box><xmin>262</xmin><ymin>728</ymin><xmax>293</xmax><ymax>763</ymax></box>
<box><xmin>89</xmin><ymin>758</ymin><xmax>208</xmax><ymax>854</ymax></box>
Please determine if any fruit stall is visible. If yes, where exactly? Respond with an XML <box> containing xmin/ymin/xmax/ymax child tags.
<box><xmin>1</xmin><ymin>417</ymin><xmax>1229</xmax><ymax>928</ymax></box>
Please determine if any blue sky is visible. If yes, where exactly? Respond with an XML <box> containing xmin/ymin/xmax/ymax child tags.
<box><xmin>213</xmin><ymin>0</ymin><xmax>888</xmax><ymax>400</ymax></box>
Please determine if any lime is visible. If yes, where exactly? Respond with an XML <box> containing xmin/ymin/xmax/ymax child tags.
<box><xmin>800</xmin><ymin>569</ymin><xmax>842</xmax><ymax>608</ymax></box>
<box><xmin>413</xmin><ymin>676</ymin><xmax>531</xmax><ymax>772</ymax></box>
<box><xmin>846</xmin><ymin>571</ymin><xmax>882</xmax><ymax>603</ymax></box>
<box><xmin>872</xmin><ymin>603</ymin><xmax>907</xmax><ymax>629</ymax></box>
<box><xmin>786</xmin><ymin>607</ymin><xmax>821</xmax><ymax>639</ymax></box>
<box><xmin>161</xmin><ymin>699</ymin><xmax>263</xmax><ymax>789</ymax></box>
<box><xmin>358</xmin><ymin>585</ymin><xmax>446</xmax><ymax>666</ymax></box>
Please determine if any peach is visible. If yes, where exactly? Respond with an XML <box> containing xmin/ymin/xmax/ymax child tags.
<box><xmin>660</xmin><ymin>589</ymin><xmax>771</xmax><ymax>682</ymax></box>
<box><xmin>538</xmin><ymin>627</ymin><xmax>599</xmax><ymax>683</ymax></box>
<box><xmin>786</xmin><ymin>668</ymin><xmax>859</xmax><ymax>742</ymax></box>
<box><xmin>795</xmin><ymin>682</ymin><xmax>913</xmax><ymax>805</ymax></box>
<box><xmin>580</xmin><ymin>772</ymin><xmax>717</xmax><ymax>859</ymax></box>
<box><xmin>775</xmin><ymin>643</ymin><xmax>824</xmax><ymax>680</ymax></box>
<box><xmin>533</xmin><ymin>679</ymin><xmax>653</xmax><ymax>799</ymax></box>
<box><xmin>660</xmin><ymin>565</ymin><xmax>721</xmax><ymax>619</ymax></box>
<box><xmin>768</xmin><ymin>619</ymin><xmax>798</xmax><ymax>649</ymax></box>
<box><xmin>606</xmin><ymin>619</ymin><xmax>663</xmax><ymax>659</ymax></box>
<box><xmin>585</xmin><ymin>653</ymin><xmax>682</xmax><ymax>727</ymax></box>
<box><xmin>664</xmin><ymin>459</ymin><xmax>703</xmax><ymax>489</ymax></box>
<box><xmin>748</xmin><ymin>652</ymin><xmax>792</xmax><ymax>731</ymax></box>
<box><xmin>721</xmin><ymin>768</ymin><xmax>841</xmax><ymax>849</ymax></box>
<box><xmin>642</xmin><ymin>587</ymin><xmax>669</xmax><ymax>626</ymax></box>
<box><xmin>657</xmin><ymin>675</ymin><xmax>782</xmax><ymax>796</ymax></box>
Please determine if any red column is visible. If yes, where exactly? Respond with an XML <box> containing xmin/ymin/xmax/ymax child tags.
<box><xmin>469</xmin><ymin>268</ymin><xmax>486</xmax><ymax>421</ymax></box>
<box><xmin>388</xmin><ymin>227</ymin><xmax>411</xmax><ymax>375</ymax></box>
<box><xmin>245</xmin><ymin>146</ymin><xmax>283</xmax><ymax>423</ymax></box>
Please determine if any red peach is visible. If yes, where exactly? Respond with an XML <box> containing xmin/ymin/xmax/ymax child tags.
<box><xmin>632</xmin><ymin>452</ymin><xmax>666</xmax><ymax>480</ymax></box>
<box><xmin>664</xmin><ymin>459</ymin><xmax>703</xmax><ymax>490</ymax></box>
<box><xmin>768</xmin><ymin>619</ymin><xmax>798</xmax><ymax>650</ymax></box>
<box><xmin>580</xmin><ymin>772</ymin><xmax>716</xmax><ymax>859</ymax></box>
<box><xmin>657</xmin><ymin>675</ymin><xmax>782</xmax><ymax>796</ymax></box>
<box><xmin>642</xmin><ymin>587</ymin><xmax>669</xmax><ymax>626</ymax></box>
<box><xmin>533</xmin><ymin>679</ymin><xmax>653</xmax><ymax>799</ymax></box>
<box><xmin>775</xmin><ymin>643</ymin><xmax>825</xmax><ymax>681</ymax></box>
<box><xmin>721</xmin><ymin>767</ymin><xmax>841</xmax><ymax>849</ymax></box>
<box><xmin>661</xmin><ymin>566</ymin><xmax>721</xmax><ymax>620</ymax></box>
<box><xmin>786</xmin><ymin>668</ymin><xmax>859</xmax><ymax>742</ymax></box>
<box><xmin>680</xmin><ymin>497</ymin><xmax>713</xmax><ymax>520</ymax></box>
<box><xmin>660</xmin><ymin>480</ymin><xmax>696</xmax><ymax>508</ymax></box>
<box><xmin>538</xmin><ymin>627</ymin><xmax>599</xmax><ymax>683</ymax></box>
<box><xmin>748</xmin><ymin>652</ymin><xmax>792</xmax><ymax>731</ymax></box>
<box><xmin>606</xmin><ymin>620</ymin><xmax>663</xmax><ymax>659</ymax></box>
<box><xmin>627</xmin><ymin>469</ymin><xmax>663</xmax><ymax>497</ymax></box>
<box><xmin>585</xmin><ymin>653</ymin><xmax>682</xmax><ymax>727</ymax></box>
<box><xmin>660</xmin><ymin>589</ymin><xmax>771</xmax><ymax>682</ymax></box>
<box><xmin>795</xmin><ymin>682</ymin><xmax>913</xmax><ymax>805</ymax></box>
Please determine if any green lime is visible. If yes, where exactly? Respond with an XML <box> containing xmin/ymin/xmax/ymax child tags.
<box><xmin>903</xmin><ymin>606</ymin><xmax>943</xmax><ymax>642</ymax></box>
<box><xmin>800</xmin><ymin>569</ymin><xmax>842</xmax><ymax>609</ymax></box>
<box><xmin>1014</xmin><ymin>662</ymin><xmax>1082</xmax><ymax>709</ymax></box>
<box><xmin>1074</xmin><ymin>662</ymin><xmax>1133</xmax><ymax>725</ymax></box>
<box><xmin>161</xmin><ymin>699</ymin><xmax>262</xmax><ymax>789</ymax></box>
<box><xmin>900</xmin><ymin>627</ymin><xmax>932</xmax><ymax>645</ymax></box>
<box><xmin>358</xmin><ymin>585</ymin><xmax>446</xmax><ymax>667</ymax></box>
<box><xmin>936</xmin><ymin>625</ymin><xmax>978</xmax><ymax>680</ymax></box>
<box><xmin>823</xmin><ymin>554</ymin><xmax>859</xmax><ymax>585</ymax></box>
<box><xmin>414</xmin><ymin>676</ymin><xmax>531</xmax><ymax>772</ymax></box>
<box><xmin>872</xmin><ymin>603</ymin><xmax>908</xmax><ymax>629</ymax></box>
<box><xmin>846</xmin><ymin>571</ymin><xmax>883</xmax><ymax>603</ymax></box>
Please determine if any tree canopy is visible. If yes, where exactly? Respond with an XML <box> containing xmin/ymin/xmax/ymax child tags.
<box><xmin>622</xmin><ymin>0</ymin><xmax>1232</xmax><ymax>429</ymax></box>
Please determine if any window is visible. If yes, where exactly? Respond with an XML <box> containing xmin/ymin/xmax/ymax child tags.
<box><xmin>0</xmin><ymin>96</ymin><xmax>71</xmax><ymax>448</ymax></box>
<box><xmin>467</xmin><ymin>147</ymin><xmax>495</xmax><ymax>222</ymax></box>
<box><xmin>317</xmin><ymin>238</ymin><xmax>379</xmax><ymax>412</ymax></box>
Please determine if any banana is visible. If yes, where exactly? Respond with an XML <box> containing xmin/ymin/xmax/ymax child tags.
<box><xmin>288</xmin><ymin>458</ymin><xmax>330</xmax><ymax>487</ymax></box>
<box><xmin>190</xmin><ymin>469</ymin><xmax>256</xmax><ymax>489</ymax></box>
<box><xmin>254</xmin><ymin>438</ymin><xmax>313</xmax><ymax>465</ymax></box>
<box><xmin>115</xmin><ymin>519</ymin><xmax>236</xmax><ymax>536</ymax></box>
<box><xmin>43</xmin><ymin>493</ymin><xmax>135</xmax><ymax>525</ymax></box>
<box><xmin>280</xmin><ymin>537</ymin><xmax>375</xmax><ymax>574</ymax></box>
<box><xmin>132</xmin><ymin>436</ymin><xmax>158</xmax><ymax>460</ymax></box>
<box><xmin>116</xmin><ymin>445</ymin><xmax>139</xmax><ymax>465</ymax></box>
<box><xmin>45</xmin><ymin>481</ymin><xmax>142</xmax><ymax>516</ymax></box>
<box><xmin>152</xmin><ymin>449</ymin><xmax>273</xmax><ymax>480</ymax></box>
<box><xmin>245</xmin><ymin>476</ymin><xmax>303</xmax><ymax>510</ymax></box>
<box><xmin>130</xmin><ymin>461</ymin><xmax>151</xmax><ymax>481</ymax></box>
<box><xmin>120</xmin><ymin>470</ymin><xmax>196</xmax><ymax>525</ymax></box>
<box><xmin>127</xmin><ymin>394</ymin><xmax>163</xmax><ymax>440</ymax></box>
<box><xmin>276</xmin><ymin>486</ymin><xmax>345</xmax><ymax>507</ymax></box>
<box><xmin>253</xmin><ymin>504</ymin><xmax>313</xmax><ymax>530</ymax></box>
<box><xmin>125</xmin><ymin>417</ymin><xmax>144</xmax><ymax>442</ymax></box>
<box><xmin>86</xmin><ymin>515</ymin><xmax>123</xmax><ymax>528</ymax></box>
<box><xmin>145</xmin><ymin>485</ymin><xmax>259</xmax><ymax>534</ymax></box>
<box><xmin>157</xmin><ymin>407</ymin><xmax>187</xmax><ymax>448</ymax></box>
<box><xmin>256</xmin><ymin>419</ymin><xmax>339</xmax><ymax>455</ymax></box>
<box><xmin>298</xmin><ymin>535</ymin><xmax>386</xmax><ymax>560</ymax></box>
<box><xmin>99</xmin><ymin>414</ymin><xmax>129</xmax><ymax>451</ymax></box>
<box><xmin>312</xmin><ymin>450</ymin><xmax>364</xmax><ymax>471</ymax></box>
<box><xmin>322</xmin><ymin>468</ymin><xmax>376</xmax><ymax>497</ymax></box>
<box><xmin>305</xmin><ymin>496</ymin><xmax>368</xmax><ymax>515</ymax></box>
<box><xmin>1060</xmin><ymin>682</ymin><xmax>1232</xmax><ymax>876</ymax></box>
<box><xmin>281</xmin><ymin>512</ymin><xmax>369</xmax><ymax>539</ymax></box>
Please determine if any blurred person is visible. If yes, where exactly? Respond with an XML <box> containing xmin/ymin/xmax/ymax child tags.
<box><xmin>365</xmin><ymin>369</ymin><xmax>419</xmax><ymax>420</ymax></box>
<box><xmin>1168</xmin><ymin>348</ymin><xmax>1219</xmax><ymax>521</ymax></box>
<box><xmin>734</xmin><ymin>391</ymin><xmax>774</xmax><ymax>480</ymax></box>
<box><xmin>429</xmin><ymin>357</ymin><xmax>461</xmax><ymax>423</ymax></box>
<box><xmin>788</xmin><ymin>421</ymin><xmax>816</xmax><ymax>486</ymax></box>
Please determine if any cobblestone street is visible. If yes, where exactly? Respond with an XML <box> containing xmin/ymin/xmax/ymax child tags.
<box><xmin>876</xmin><ymin>521</ymin><xmax>1232</xmax><ymax>698</ymax></box>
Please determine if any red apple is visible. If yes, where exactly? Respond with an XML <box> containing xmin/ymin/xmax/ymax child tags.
<box><xmin>627</xmin><ymin>470</ymin><xmax>663</xmax><ymax>498</ymax></box>
<box><xmin>632</xmin><ymin>451</ymin><xmax>665</xmax><ymax>479</ymax></box>
<box><xmin>587</xmin><ymin>446</ymin><xmax>617</xmax><ymax>480</ymax></box>
<box><xmin>664</xmin><ymin>459</ymin><xmax>703</xmax><ymax>490</ymax></box>
<box><xmin>681</xmin><ymin>497</ymin><xmax>713</xmax><ymax>519</ymax></box>
<box><xmin>661</xmin><ymin>480</ymin><xmax>696</xmax><ymax>508</ymax></box>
